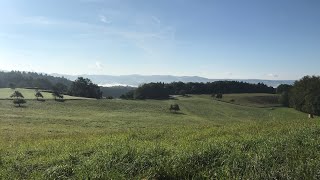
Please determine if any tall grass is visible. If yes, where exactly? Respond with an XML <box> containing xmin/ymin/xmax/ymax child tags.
<box><xmin>0</xmin><ymin>94</ymin><xmax>319</xmax><ymax>179</ymax></box>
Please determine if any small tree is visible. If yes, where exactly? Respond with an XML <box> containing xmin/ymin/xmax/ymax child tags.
<box><xmin>106</xmin><ymin>96</ymin><xmax>113</xmax><ymax>99</ymax></box>
<box><xmin>35</xmin><ymin>91</ymin><xmax>44</xmax><ymax>100</ymax></box>
<box><xmin>52</xmin><ymin>91</ymin><xmax>64</xmax><ymax>101</ymax></box>
<box><xmin>169</xmin><ymin>104</ymin><xmax>180</xmax><ymax>113</ymax></box>
<box><xmin>10</xmin><ymin>91</ymin><xmax>26</xmax><ymax>107</ymax></box>
<box><xmin>216</xmin><ymin>93</ymin><xmax>223</xmax><ymax>99</ymax></box>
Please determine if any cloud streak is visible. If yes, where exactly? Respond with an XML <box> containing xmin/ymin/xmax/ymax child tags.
<box><xmin>99</xmin><ymin>15</ymin><xmax>111</xmax><ymax>24</ymax></box>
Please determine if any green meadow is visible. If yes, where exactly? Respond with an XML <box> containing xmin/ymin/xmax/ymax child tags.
<box><xmin>0</xmin><ymin>91</ymin><xmax>320</xmax><ymax>179</ymax></box>
<box><xmin>0</xmin><ymin>88</ymin><xmax>91</xmax><ymax>100</ymax></box>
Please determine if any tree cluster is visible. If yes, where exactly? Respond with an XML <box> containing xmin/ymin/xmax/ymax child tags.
<box><xmin>134</xmin><ymin>83</ymin><xmax>170</xmax><ymax>100</ymax></box>
<box><xmin>69</xmin><ymin>77</ymin><xmax>102</xmax><ymax>99</ymax></box>
<box><xmin>288</xmin><ymin>76</ymin><xmax>320</xmax><ymax>115</ymax></box>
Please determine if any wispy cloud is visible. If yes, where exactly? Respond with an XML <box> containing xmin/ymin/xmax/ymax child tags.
<box><xmin>99</xmin><ymin>15</ymin><xmax>111</xmax><ymax>24</ymax></box>
<box><xmin>8</xmin><ymin>12</ymin><xmax>178</xmax><ymax>59</ymax></box>
<box><xmin>89</xmin><ymin>61</ymin><xmax>104</xmax><ymax>70</ymax></box>
<box><xmin>267</xmin><ymin>73</ymin><xmax>279</xmax><ymax>78</ymax></box>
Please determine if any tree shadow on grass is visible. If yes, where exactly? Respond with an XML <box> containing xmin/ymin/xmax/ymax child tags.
<box><xmin>13</xmin><ymin>105</ymin><xmax>27</xmax><ymax>108</ymax></box>
<box><xmin>54</xmin><ymin>99</ymin><xmax>65</xmax><ymax>102</ymax></box>
<box><xmin>169</xmin><ymin>112</ymin><xmax>186</xmax><ymax>115</ymax></box>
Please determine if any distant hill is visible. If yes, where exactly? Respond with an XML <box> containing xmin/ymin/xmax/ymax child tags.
<box><xmin>52</xmin><ymin>74</ymin><xmax>295</xmax><ymax>88</ymax></box>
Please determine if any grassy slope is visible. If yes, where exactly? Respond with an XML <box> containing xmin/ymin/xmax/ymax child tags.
<box><xmin>217</xmin><ymin>93</ymin><xmax>281</xmax><ymax>107</ymax></box>
<box><xmin>0</xmin><ymin>88</ymin><xmax>92</xmax><ymax>100</ymax></box>
<box><xmin>0</xmin><ymin>94</ymin><xmax>320</xmax><ymax>179</ymax></box>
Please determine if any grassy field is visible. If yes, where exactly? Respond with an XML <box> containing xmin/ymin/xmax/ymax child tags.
<box><xmin>216</xmin><ymin>93</ymin><xmax>281</xmax><ymax>108</ymax></box>
<box><xmin>0</xmin><ymin>88</ymin><xmax>92</xmax><ymax>100</ymax></box>
<box><xmin>0</xmin><ymin>93</ymin><xmax>320</xmax><ymax>179</ymax></box>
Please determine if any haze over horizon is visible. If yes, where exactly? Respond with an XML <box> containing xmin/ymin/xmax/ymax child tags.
<box><xmin>1</xmin><ymin>0</ymin><xmax>320</xmax><ymax>80</ymax></box>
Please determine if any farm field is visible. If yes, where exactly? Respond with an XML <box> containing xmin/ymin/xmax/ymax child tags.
<box><xmin>0</xmin><ymin>93</ymin><xmax>320</xmax><ymax>179</ymax></box>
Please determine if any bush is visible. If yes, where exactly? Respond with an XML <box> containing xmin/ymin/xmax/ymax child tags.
<box><xmin>106</xmin><ymin>96</ymin><xmax>114</xmax><ymax>99</ymax></box>
<box><xmin>169</xmin><ymin>104</ymin><xmax>180</xmax><ymax>113</ymax></box>
<box><xmin>216</xmin><ymin>93</ymin><xmax>223</xmax><ymax>99</ymax></box>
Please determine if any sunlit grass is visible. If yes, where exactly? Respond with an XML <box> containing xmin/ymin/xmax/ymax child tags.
<box><xmin>0</xmin><ymin>93</ymin><xmax>319</xmax><ymax>179</ymax></box>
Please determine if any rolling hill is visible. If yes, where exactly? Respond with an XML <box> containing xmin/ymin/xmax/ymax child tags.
<box><xmin>0</xmin><ymin>94</ymin><xmax>319</xmax><ymax>179</ymax></box>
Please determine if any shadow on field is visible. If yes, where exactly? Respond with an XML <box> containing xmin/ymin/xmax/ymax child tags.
<box><xmin>55</xmin><ymin>99</ymin><xmax>66</xmax><ymax>103</ymax></box>
<box><xmin>14</xmin><ymin>106</ymin><xmax>27</xmax><ymax>108</ymax></box>
<box><xmin>170</xmin><ymin>112</ymin><xmax>186</xmax><ymax>115</ymax></box>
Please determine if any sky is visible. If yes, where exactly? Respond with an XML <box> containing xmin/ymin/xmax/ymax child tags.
<box><xmin>0</xmin><ymin>0</ymin><xmax>320</xmax><ymax>80</ymax></box>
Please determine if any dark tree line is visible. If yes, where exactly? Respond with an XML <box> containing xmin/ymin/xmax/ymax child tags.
<box><xmin>166</xmin><ymin>81</ymin><xmax>275</xmax><ymax>95</ymax></box>
<box><xmin>0</xmin><ymin>71</ymin><xmax>72</xmax><ymax>90</ymax></box>
<box><xmin>121</xmin><ymin>81</ymin><xmax>275</xmax><ymax>100</ymax></box>
<box><xmin>0</xmin><ymin>71</ymin><xmax>103</xmax><ymax>99</ymax></box>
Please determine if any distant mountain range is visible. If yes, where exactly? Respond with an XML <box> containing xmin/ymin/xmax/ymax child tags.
<box><xmin>52</xmin><ymin>74</ymin><xmax>295</xmax><ymax>87</ymax></box>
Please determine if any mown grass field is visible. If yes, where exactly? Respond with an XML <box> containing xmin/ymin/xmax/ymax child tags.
<box><xmin>0</xmin><ymin>92</ymin><xmax>320</xmax><ymax>179</ymax></box>
<box><xmin>0</xmin><ymin>88</ymin><xmax>91</xmax><ymax>100</ymax></box>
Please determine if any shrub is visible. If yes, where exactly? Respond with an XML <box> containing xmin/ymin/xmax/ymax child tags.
<box><xmin>216</xmin><ymin>93</ymin><xmax>223</xmax><ymax>99</ymax></box>
<box><xmin>169</xmin><ymin>104</ymin><xmax>180</xmax><ymax>113</ymax></box>
<box><xmin>106</xmin><ymin>96</ymin><xmax>114</xmax><ymax>99</ymax></box>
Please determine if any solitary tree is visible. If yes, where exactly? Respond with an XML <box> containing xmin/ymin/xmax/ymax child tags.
<box><xmin>52</xmin><ymin>91</ymin><xmax>64</xmax><ymax>101</ymax></box>
<box><xmin>35</xmin><ymin>91</ymin><xmax>44</xmax><ymax>101</ymax></box>
<box><xmin>169</xmin><ymin>104</ymin><xmax>180</xmax><ymax>113</ymax></box>
<box><xmin>106</xmin><ymin>96</ymin><xmax>113</xmax><ymax>99</ymax></box>
<box><xmin>10</xmin><ymin>91</ymin><xmax>26</xmax><ymax>107</ymax></box>
<box><xmin>216</xmin><ymin>93</ymin><xmax>223</xmax><ymax>99</ymax></box>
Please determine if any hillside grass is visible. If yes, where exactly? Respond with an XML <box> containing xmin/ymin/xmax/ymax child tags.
<box><xmin>216</xmin><ymin>93</ymin><xmax>281</xmax><ymax>107</ymax></box>
<box><xmin>0</xmin><ymin>94</ymin><xmax>320</xmax><ymax>179</ymax></box>
<box><xmin>0</xmin><ymin>88</ymin><xmax>92</xmax><ymax>100</ymax></box>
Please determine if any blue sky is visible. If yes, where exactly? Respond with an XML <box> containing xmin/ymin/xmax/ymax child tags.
<box><xmin>0</xmin><ymin>0</ymin><xmax>320</xmax><ymax>80</ymax></box>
